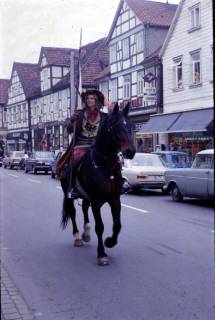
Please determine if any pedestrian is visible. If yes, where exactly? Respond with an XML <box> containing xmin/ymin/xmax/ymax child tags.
<box><xmin>56</xmin><ymin>89</ymin><xmax>110</xmax><ymax>198</ymax></box>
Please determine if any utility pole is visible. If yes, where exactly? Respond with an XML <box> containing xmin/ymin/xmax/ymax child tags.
<box><xmin>70</xmin><ymin>50</ymin><xmax>75</xmax><ymax>116</ymax></box>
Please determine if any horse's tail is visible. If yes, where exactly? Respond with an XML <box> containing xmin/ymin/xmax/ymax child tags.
<box><xmin>61</xmin><ymin>196</ymin><xmax>72</xmax><ymax>229</ymax></box>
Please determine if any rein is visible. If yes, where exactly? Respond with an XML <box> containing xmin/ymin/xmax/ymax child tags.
<box><xmin>90</xmin><ymin>148</ymin><xmax>119</xmax><ymax>181</ymax></box>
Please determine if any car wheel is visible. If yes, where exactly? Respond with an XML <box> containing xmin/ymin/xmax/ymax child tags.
<box><xmin>171</xmin><ymin>184</ymin><xmax>183</xmax><ymax>202</ymax></box>
<box><xmin>51</xmin><ymin>171</ymin><xmax>55</xmax><ymax>179</ymax></box>
<box><xmin>4</xmin><ymin>164</ymin><xmax>7</xmax><ymax>168</ymax></box>
<box><xmin>33</xmin><ymin>167</ymin><xmax>37</xmax><ymax>174</ymax></box>
<box><xmin>25</xmin><ymin>167</ymin><xmax>29</xmax><ymax>173</ymax></box>
<box><xmin>9</xmin><ymin>163</ymin><xmax>13</xmax><ymax>169</ymax></box>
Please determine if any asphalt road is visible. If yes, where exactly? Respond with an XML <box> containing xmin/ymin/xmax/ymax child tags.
<box><xmin>1</xmin><ymin>167</ymin><xmax>214</xmax><ymax>320</ymax></box>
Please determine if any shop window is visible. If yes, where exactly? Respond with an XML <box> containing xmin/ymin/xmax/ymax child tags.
<box><xmin>173</xmin><ymin>56</ymin><xmax>183</xmax><ymax>89</ymax></box>
<box><xmin>190</xmin><ymin>50</ymin><xmax>201</xmax><ymax>85</ymax></box>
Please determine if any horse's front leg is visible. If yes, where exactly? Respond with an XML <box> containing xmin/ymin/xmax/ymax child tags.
<box><xmin>82</xmin><ymin>199</ymin><xmax>91</xmax><ymax>242</ymax></box>
<box><xmin>91</xmin><ymin>201</ymin><xmax>109</xmax><ymax>266</ymax></box>
<box><xmin>105</xmin><ymin>197</ymin><xmax>121</xmax><ymax>248</ymax></box>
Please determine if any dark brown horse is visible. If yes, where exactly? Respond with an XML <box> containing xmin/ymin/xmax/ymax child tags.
<box><xmin>60</xmin><ymin>103</ymin><xmax>136</xmax><ymax>265</ymax></box>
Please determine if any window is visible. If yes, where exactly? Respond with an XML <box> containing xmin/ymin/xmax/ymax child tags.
<box><xmin>190</xmin><ymin>4</ymin><xmax>200</xmax><ymax>29</ymax></box>
<box><xmin>137</xmin><ymin>71</ymin><xmax>144</xmax><ymax>95</ymax></box>
<box><xmin>111</xmin><ymin>78</ymin><xmax>118</xmax><ymax>102</ymax></box>
<box><xmin>110</xmin><ymin>44</ymin><xmax>117</xmax><ymax>63</ymax></box>
<box><xmin>190</xmin><ymin>50</ymin><xmax>201</xmax><ymax>85</ymax></box>
<box><xmin>136</xmin><ymin>32</ymin><xmax>143</xmax><ymax>52</ymax></box>
<box><xmin>173</xmin><ymin>57</ymin><xmax>183</xmax><ymax>89</ymax></box>
<box><xmin>122</xmin><ymin>38</ymin><xmax>129</xmax><ymax>60</ymax></box>
<box><xmin>123</xmin><ymin>75</ymin><xmax>131</xmax><ymax>99</ymax></box>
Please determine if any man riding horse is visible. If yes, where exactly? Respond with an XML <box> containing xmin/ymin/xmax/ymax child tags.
<box><xmin>56</xmin><ymin>89</ymin><xmax>110</xmax><ymax>198</ymax></box>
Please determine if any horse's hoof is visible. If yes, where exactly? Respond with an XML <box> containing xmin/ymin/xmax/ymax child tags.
<box><xmin>82</xmin><ymin>232</ymin><xmax>91</xmax><ymax>242</ymax></box>
<box><xmin>104</xmin><ymin>237</ymin><xmax>117</xmax><ymax>248</ymax></box>
<box><xmin>74</xmin><ymin>239</ymin><xmax>84</xmax><ymax>247</ymax></box>
<box><xmin>97</xmin><ymin>256</ymin><xmax>109</xmax><ymax>266</ymax></box>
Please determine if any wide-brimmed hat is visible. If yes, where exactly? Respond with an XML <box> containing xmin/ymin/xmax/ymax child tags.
<box><xmin>81</xmin><ymin>89</ymin><xmax>105</xmax><ymax>106</ymax></box>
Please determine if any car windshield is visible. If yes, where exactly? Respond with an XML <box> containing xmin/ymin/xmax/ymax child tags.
<box><xmin>13</xmin><ymin>151</ymin><xmax>25</xmax><ymax>157</ymax></box>
<box><xmin>128</xmin><ymin>154</ymin><xmax>165</xmax><ymax>167</ymax></box>
<box><xmin>35</xmin><ymin>152</ymin><xmax>54</xmax><ymax>159</ymax></box>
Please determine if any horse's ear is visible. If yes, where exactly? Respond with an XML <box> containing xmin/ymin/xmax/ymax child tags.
<box><xmin>113</xmin><ymin>102</ymin><xmax>119</xmax><ymax>114</ymax></box>
<box><xmin>123</xmin><ymin>102</ymin><xmax>130</xmax><ymax>117</ymax></box>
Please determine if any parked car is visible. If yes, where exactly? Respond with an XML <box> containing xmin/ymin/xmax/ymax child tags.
<box><xmin>3</xmin><ymin>151</ymin><xmax>25</xmax><ymax>169</ymax></box>
<box><xmin>164</xmin><ymin>149</ymin><xmax>214</xmax><ymax>202</ymax></box>
<box><xmin>50</xmin><ymin>151</ymin><xmax>65</xmax><ymax>178</ymax></box>
<box><xmin>122</xmin><ymin>153</ymin><xmax>167</xmax><ymax>193</ymax></box>
<box><xmin>152</xmin><ymin>151</ymin><xmax>192</xmax><ymax>168</ymax></box>
<box><xmin>25</xmin><ymin>151</ymin><xmax>55</xmax><ymax>174</ymax></box>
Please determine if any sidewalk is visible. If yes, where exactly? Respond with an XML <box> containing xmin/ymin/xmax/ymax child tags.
<box><xmin>1</xmin><ymin>263</ymin><xmax>36</xmax><ymax>320</ymax></box>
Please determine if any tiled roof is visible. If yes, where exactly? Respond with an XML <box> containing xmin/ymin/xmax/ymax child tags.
<box><xmin>94</xmin><ymin>66</ymin><xmax>110</xmax><ymax>81</ymax></box>
<box><xmin>40</xmin><ymin>47</ymin><xmax>74</xmax><ymax>66</ymax></box>
<box><xmin>126</xmin><ymin>0</ymin><xmax>177</xmax><ymax>27</ymax></box>
<box><xmin>142</xmin><ymin>46</ymin><xmax>162</xmax><ymax>64</ymax></box>
<box><xmin>13</xmin><ymin>63</ymin><xmax>41</xmax><ymax>98</ymax></box>
<box><xmin>53</xmin><ymin>37</ymin><xmax>109</xmax><ymax>90</ymax></box>
<box><xmin>0</xmin><ymin>79</ymin><xmax>10</xmax><ymax>105</ymax></box>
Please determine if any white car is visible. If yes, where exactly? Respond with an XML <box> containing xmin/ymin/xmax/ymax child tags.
<box><xmin>122</xmin><ymin>153</ymin><xmax>167</xmax><ymax>193</ymax></box>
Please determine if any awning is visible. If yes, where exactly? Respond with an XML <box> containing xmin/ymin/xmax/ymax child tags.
<box><xmin>140</xmin><ymin>108</ymin><xmax>213</xmax><ymax>134</ymax></box>
<box><xmin>168</xmin><ymin>108</ymin><xmax>213</xmax><ymax>132</ymax></box>
<box><xmin>140</xmin><ymin>112</ymin><xmax>181</xmax><ymax>134</ymax></box>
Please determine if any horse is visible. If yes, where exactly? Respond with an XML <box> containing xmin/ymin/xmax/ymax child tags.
<box><xmin>60</xmin><ymin>102</ymin><xmax>136</xmax><ymax>265</ymax></box>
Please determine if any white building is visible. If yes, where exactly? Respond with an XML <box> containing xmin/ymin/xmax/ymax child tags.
<box><xmin>142</xmin><ymin>0</ymin><xmax>213</xmax><ymax>156</ymax></box>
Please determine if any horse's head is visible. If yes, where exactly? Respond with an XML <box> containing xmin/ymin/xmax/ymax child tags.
<box><xmin>101</xmin><ymin>102</ymin><xmax>136</xmax><ymax>159</ymax></box>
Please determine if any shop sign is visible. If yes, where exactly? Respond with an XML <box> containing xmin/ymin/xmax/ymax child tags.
<box><xmin>143</xmin><ymin>87</ymin><xmax>157</xmax><ymax>102</ymax></box>
<box><xmin>12</xmin><ymin>132</ymin><xmax>21</xmax><ymax>138</ymax></box>
<box><xmin>133</xmin><ymin>123</ymin><xmax>144</xmax><ymax>131</ymax></box>
<box><xmin>120</xmin><ymin>97</ymin><xmax>143</xmax><ymax>109</ymax></box>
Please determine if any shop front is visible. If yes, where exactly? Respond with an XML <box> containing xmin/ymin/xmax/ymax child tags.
<box><xmin>140</xmin><ymin>108</ymin><xmax>214</xmax><ymax>158</ymax></box>
<box><xmin>6</xmin><ymin>131</ymin><xmax>30</xmax><ymax>152</ymax></box>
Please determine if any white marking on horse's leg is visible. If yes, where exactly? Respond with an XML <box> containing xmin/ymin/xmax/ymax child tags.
<box><xmin>74</xmin><ymin>232</ymin><xmax>80</xmax><ymax>240</ymax></box>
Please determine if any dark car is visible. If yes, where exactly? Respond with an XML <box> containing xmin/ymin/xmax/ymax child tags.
<box><xmin>152</xmin><ymin>151</ymin><xmax>192</xmax><ymax>168</ymax></box>
<box><xmin>25</xmin><ymin>151</ymin><xmax>55</xmax><ymax>174</ymax></box>
<box><xmin>3</xmin><ymin>151</ymin><xmax>25</xmax><ymax>169</ymax></box>
<box><xmin>50</xmin><ymin>151</ymin><xmax>65</xmax><ymax>178</ymax></box>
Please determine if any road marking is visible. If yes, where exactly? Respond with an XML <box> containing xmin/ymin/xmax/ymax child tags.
<box><xmin>27</xmin><ymin>178</ymin><xmax>41</xmax><ymax>184</ymax></box>
<box><xmin>7</xmin><ymin>173</ymin><xmax>19</xmax><ymax>178</ymax></box>
<box><xmin>121</xmin><ymin>203</ymin><xmax>149</xmax><ymax>213</ymax></box>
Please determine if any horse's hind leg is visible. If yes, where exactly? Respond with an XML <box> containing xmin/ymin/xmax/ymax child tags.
<box><xmin>61</xmin><ymin>177</ymin><xmax>83</xmax><ymax>247</ymax></box>
<box><xmin>105</xmin><ymin>197</ymin><xmax>121</xmax><ymax>248</ymax></box>
<box><xmin>82</xmin><ymin>199</ymin><xmax>91</xmax><ymax>242</ymax></box>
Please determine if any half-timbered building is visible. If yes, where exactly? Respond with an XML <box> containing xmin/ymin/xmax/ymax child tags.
<box><xmin>5</xmin><ymin>63</ymin><xmax>40</xmax><ymax>152</ymax></box>
<box><xmin>0</xmin><ymin>79</ymin><xmax>10</xmax><ymax>156</ymax></box>
<box><xmin>101</xmin><ymin>0</ymin><xmax>177</xmax><ymax>151</ymax></box>
<box><xmin>30</xmin><ymin>37</ymin><xmax>108</xmax><ymax>151</ymax></box>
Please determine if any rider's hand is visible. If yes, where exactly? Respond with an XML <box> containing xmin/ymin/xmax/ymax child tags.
<box><xmin>70</xmin><ymin>111</ymin><xmax>80</xmax><ymax>123</ymax></box>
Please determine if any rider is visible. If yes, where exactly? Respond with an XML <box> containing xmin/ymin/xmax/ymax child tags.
<box><xmin>56</xmin><ymin>89</ymin><xmax>109</xmax><ymax>198</ymax></box>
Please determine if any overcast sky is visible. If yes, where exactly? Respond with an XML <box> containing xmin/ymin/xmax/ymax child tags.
<box><xmin>0</xmin><ymin>0</ymin><xmax>180</xmax><ymax>79</ymax></box>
